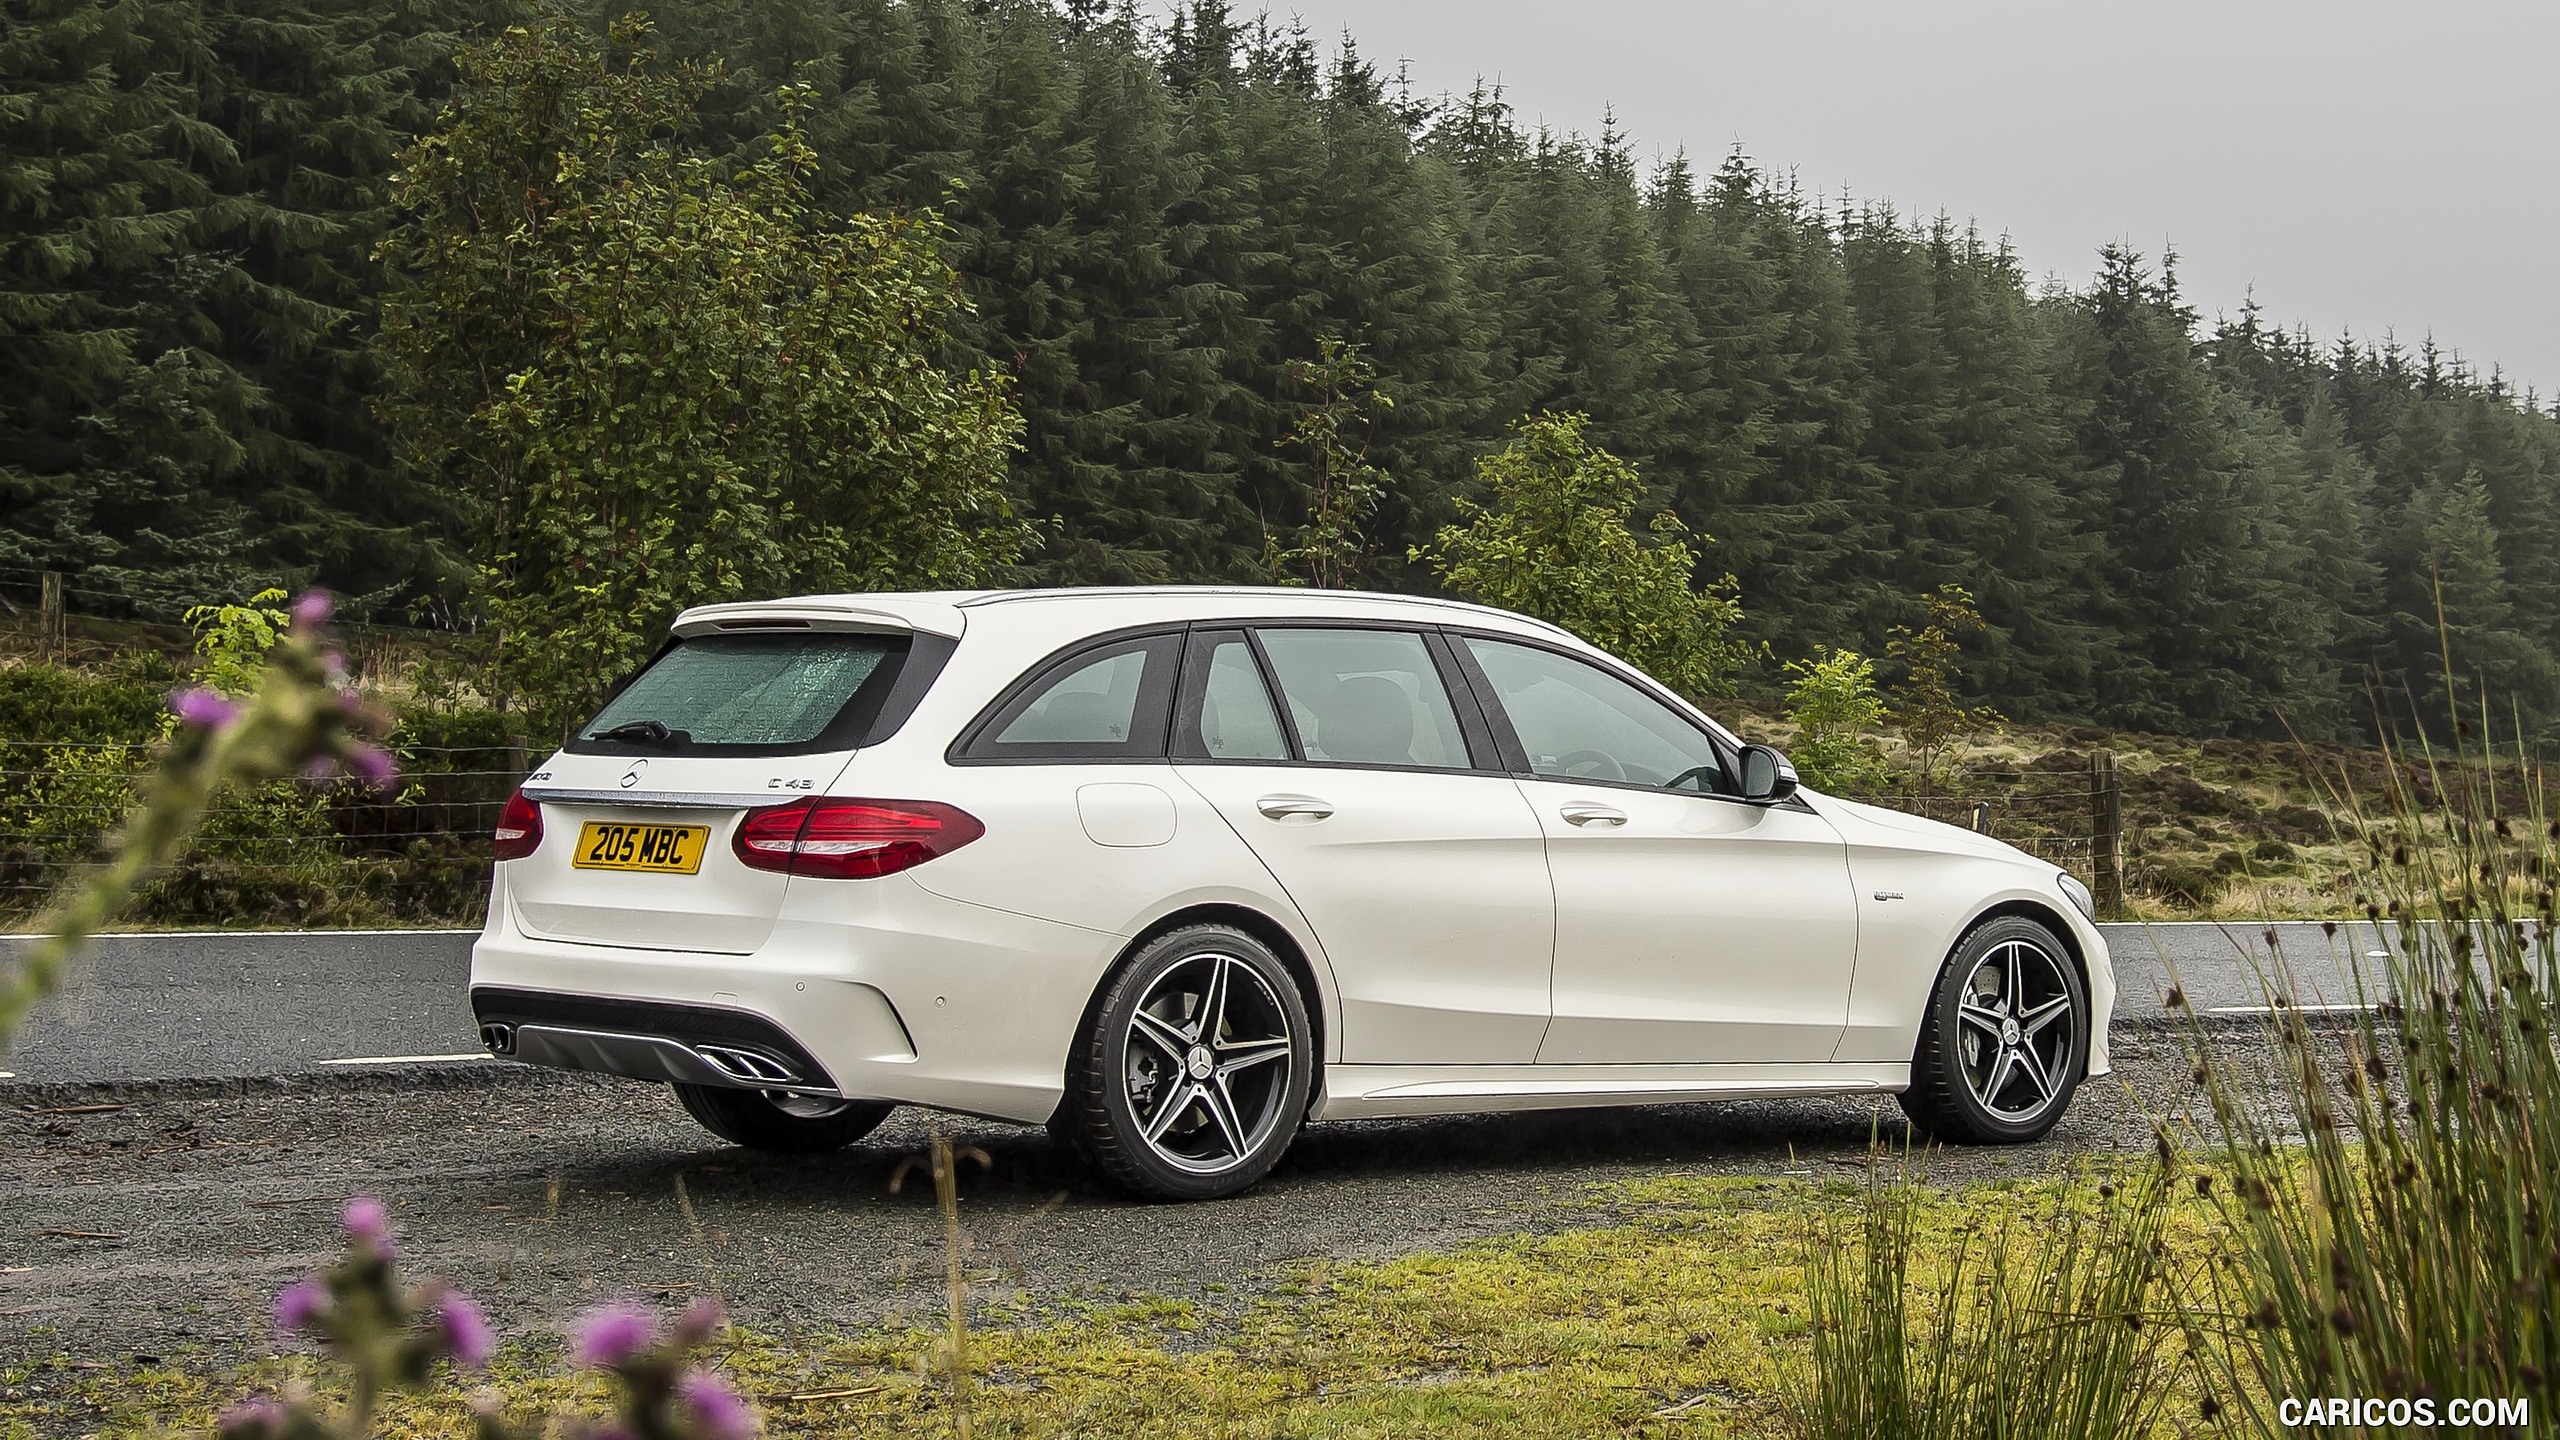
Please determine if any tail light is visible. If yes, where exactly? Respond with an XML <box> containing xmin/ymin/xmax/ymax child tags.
<box><xmin>733</xmin><ymin>797</ymin><xmax>984</xmax><ymax>880</ymax></box>
<box><xmin>493</xmin><ymin>790</ymin><xmax>544</xmax><ymax>861</ymax></box>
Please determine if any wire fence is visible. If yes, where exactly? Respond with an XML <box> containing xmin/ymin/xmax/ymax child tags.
<box><xmin>0</xmin><ymin>741</ymin><xmax>522</xmax><ymax>929</ymax></box>
<box><xmin>1</xmin><ymin>737</ymin><xmax>2129</xmax><ymax>931</ymax></box>
<box><xmin>1836</xmin><ymin>764</ymin><xmax>2116</xmax><ymax>881</ymax></box>
<box><xmin>0</xmin><ymin>564</ymin><xmax>471</xmax><ymax>682</ymax></box>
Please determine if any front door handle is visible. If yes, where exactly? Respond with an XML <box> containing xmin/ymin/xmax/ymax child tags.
<box><xmin>1256</xmin><ymin>794</ymin><xmax>1334</xmax><ymax>821</ymax></box>
<box><xmin>1560</xmin><ymin>802</ymin><xmax>1627</xmax><ymax>827</ymax></box>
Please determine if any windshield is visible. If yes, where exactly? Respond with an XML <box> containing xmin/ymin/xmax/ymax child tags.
<box><xmin>575</xmin><ymin>632</ymin><xmax>908</xmax><ymax>753</ymax></box>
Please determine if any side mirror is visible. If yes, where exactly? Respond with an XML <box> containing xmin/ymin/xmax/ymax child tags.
<box><xmin>1739</xmin><ymin>744</ymin><xmax>1799</xmax><ymax>804</ymax></box>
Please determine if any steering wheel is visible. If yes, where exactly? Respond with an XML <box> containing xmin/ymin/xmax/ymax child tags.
<box><xmin>1554</xmin><ymin>749</ymin><xmax>1626</xmax><ymax>783</ymax></box>
<box><xmin>1665</xmin><ymin>764</ymin><xmax>1720</xmax><ymax>793</ymax></box>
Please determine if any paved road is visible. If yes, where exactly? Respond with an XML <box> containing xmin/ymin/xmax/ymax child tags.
<box><xmin>0</xmin><ymin>920</ymin><xmax>2401</xmax><ymax>1086</ymax></box>
<box><xmin>0</xmin><ymin>923</ymin><xmax>2368</xmax><ymax>1398</ymax></box>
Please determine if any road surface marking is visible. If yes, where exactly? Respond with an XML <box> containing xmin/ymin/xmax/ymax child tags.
<box><xmin>318</xmin><ymin>1053</ymin><xmax>493</xmax><ymax>1066</ymax></box>
<box><xmin>2205</xmin><ymin>1003</ymin><xmax>2377</xmax><ymax>1016</ymax></box>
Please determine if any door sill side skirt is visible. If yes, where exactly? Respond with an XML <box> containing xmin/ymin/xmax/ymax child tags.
<box><xmin>1312</xmin><ymin>1061</ymin><xmax>1908</xmax><ymax>1120</ymax></box>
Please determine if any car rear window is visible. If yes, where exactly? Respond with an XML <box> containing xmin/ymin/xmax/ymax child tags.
<box><xmin>575</xmin><ymin>632</ymin><xmax>911</xmax><ymax>753</ymax></box>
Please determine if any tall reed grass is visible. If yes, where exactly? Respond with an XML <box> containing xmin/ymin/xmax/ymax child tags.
<box><xmin>1785</xmin><ymin>1153</ymin><xmax>2185</xmax><ymax>1439</ymax></box>
<box><xmin>2178</xmin><ymin>711</ymin><xmax>2558</xmax><ymax>1427</ymax></box>
<box><xmin>1792</xmin><ymin>697</ymin><xmax>2559</xmax><ymax>1437</ymax></box>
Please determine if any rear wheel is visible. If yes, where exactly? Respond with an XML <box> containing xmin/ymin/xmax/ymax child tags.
<box><xmin>1056</xmin><ymin>924</ymin><xmax>1315</xmax><ymax>1201</ymax></box>
<box><xmin>673</xmin><ymin>1084</ymin><xmax>895</xmax><ymax>1152</ymax></box>
<box><xmin>1897</xmin><ymin>916</ymin><xmax>2087</xmax><ymax>1144</ymax></box>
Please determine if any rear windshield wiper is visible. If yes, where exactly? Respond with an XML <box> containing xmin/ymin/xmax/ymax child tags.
<box><xmin>593</xmin><ymin>719</ymin><xmax>691</xmax><ymax>746</ymax></box>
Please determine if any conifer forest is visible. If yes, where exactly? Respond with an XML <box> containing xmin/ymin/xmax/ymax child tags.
<box><xmin>9</xmin><ymin>0</ymin><xmax>2559</xmax><ymax>740</ymax></box>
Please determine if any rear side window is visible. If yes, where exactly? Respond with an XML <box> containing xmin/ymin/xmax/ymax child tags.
<box><xmin>959</xmin><ymin>633</ymin><xmax>1181</xmax><ymax>762</ymax></box>
<box><xmin>575</xmin><ymin>632</ymin><xmax>911</xmax><ymax>754</ymax></box>
<box><xmin>1256</xmin><ymin>628</ymin><xmax>1473</xmax><ymax>770</ymax></box>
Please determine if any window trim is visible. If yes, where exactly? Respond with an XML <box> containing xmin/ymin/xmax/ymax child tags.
<box><xmin>946</xmin><ymin>627</ymin><xmax>1185</xmax><ymax>766</ymax></box>
<box><xmin>1170</xmin><ymin>628</ymin><xmax>1293</xmax><ymax>764</ymax></box>
<box><xmin>1447</xmin><ymin>628</ymin><xmax>1776</xmax><ymax>804</ymax></box>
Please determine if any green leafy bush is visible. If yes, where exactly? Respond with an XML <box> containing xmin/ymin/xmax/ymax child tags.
<box><xmin>376</xmin><ymin>11</ymin><xmax>1028</xmax><ymax>739</ymax></box>
<box><xmin>1782</xmin><ymin>648</ymin><xmax>1886</xmax><ymax>791</ymax></box>
<box><xmin>1416</xmin><ymin>412</ymin><xmax>1749</xmax><ymax>697</ymax></box>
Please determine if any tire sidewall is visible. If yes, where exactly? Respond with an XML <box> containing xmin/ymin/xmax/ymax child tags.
<box><xmin>1926</xmin><ymin>916</ymin><xmax>2088</xmax><ymax>1142</ymax></box>
<box><xmin>1080</xmin><ymin>925</ymin><xmax>1315</xmax><ymax>1201</ymax></box>
<box><xmin>675</xmin><ymin>1084</ymin><xmax>894</xmax><ymax>1152</ymax></box>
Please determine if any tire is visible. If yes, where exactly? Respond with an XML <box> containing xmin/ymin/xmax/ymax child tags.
<box><xmin>1897</xmin><ymin>915</ymin><xmax>2088</xmax><ymax>1144</ymax></box>
<box><xmin>1055</xmin><ymin>923</ymin><xmax>1316</xmax><ymax>1201</ymax></box>
<box><xmin>673</xmin><ymin>1084</ymin><xmax>895</xmax><ymax>1153</ymax></box>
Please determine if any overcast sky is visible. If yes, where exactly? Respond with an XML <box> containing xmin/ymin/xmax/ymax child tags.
<box><xmin>1236</xmin><ymin>1</ymin><xmax>2558</xmax><ymax>399</ymax></box>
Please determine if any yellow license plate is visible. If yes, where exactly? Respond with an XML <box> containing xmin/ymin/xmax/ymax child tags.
<box><xmin>571</xmin><ymin>821</ymin><xmax>709</xmax><ymax>874</ymax></box>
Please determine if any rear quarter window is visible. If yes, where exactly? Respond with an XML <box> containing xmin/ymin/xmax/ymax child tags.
<box><xmin>955</xmin><ymin>632</ymin><xmax>1182</xmax><ymax>763</ymax></box>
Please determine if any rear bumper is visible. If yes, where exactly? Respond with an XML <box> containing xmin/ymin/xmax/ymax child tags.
<box><xmin>469</xmin><ymin>869</ymin><xmax>1122</xmax><ymax>1123</ymax></box>
<box><xmin>471</xmin><ymin>987</ymin><xmax>859</xmax><ymax>1097</ymax></box>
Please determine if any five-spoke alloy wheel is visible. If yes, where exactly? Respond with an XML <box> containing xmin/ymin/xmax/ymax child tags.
<box><xmin>1056</xmin><ymin>924</ymin><xmax>1315</xmax><ymax>1200</ymax></box>
<box><xmin>1897</xmin><ymin>915</ymin><xmax>2087</xmax><ymax>1144</ymax></box>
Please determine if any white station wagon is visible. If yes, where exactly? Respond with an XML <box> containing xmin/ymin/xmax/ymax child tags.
<box><xmin>471</xmin><ymin>587</ymin><xmax>2114</xmax><ymax>1199</ymax></box>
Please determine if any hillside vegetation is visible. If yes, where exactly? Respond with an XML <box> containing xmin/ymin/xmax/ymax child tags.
<box><xmin>9</xmin><ymin>0</ymin><xmax>2560</xmax><ymax>743</ymax></box>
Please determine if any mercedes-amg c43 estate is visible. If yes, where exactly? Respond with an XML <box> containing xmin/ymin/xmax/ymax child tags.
<box><xmin>470</xmin><ymin>587</ymin><xmax>2114</xmax><ymax>1199</ymax></box>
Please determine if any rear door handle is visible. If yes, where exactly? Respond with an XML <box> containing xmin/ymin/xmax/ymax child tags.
<box><xmin>1560</xmin><ymin>803</ymin><xmax>1626</xmax><ymax>827</ymax></box>
<box><xmin>1256</xmin><ymin>794</ymin><xmax>1334</xmax><ymax>821</ymax></box>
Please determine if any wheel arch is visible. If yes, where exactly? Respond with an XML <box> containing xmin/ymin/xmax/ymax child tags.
<box><xmin>1066</xmin><ymin>902</ymin><xmax>1333</xmax><ymax>1090</ymax></box>
<box><xmin>1949</xmin><ymin>897</ymin><xmax>2093</xmax><ymax>1073</ymax></box>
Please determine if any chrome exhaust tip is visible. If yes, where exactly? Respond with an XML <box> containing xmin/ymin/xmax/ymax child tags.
<box><xmin>480</xmin><ymin>1022</ymin><xmax>515</xmax><ymax>1056</ymax></box>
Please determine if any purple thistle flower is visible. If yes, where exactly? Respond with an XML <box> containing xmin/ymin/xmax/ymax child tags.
<box><xmin>291</xmin><ymin>590</ymin><xmax>334</xmax><ymax>627</ymax></box>
<box><xmin>677</xmin><ymin>1372</ymin><xmax>756</xmax><ymax>1440</ymax></box>
<box><xmin>218</xmin><ymin>1397</ymin><xmax>290</xmax><ymax>1439</ymax></box>
<box><xmin>672</xmin><ymin>1296</ymin><xmax>725</xmax><ymax>1347</ymax></box>
<box><xmin>572</xmin><ymin>1304</ymin><xmax>655</xmax><ymax>1368</ymax></box>
<box><xmin>273</xmin><ymin>1278</ymin><xmax>327</xmax><ymax>1333</ymax></box>
<box><xmin>342</xmin><ymin>1196</ymin><xmax>393</xmax><ymax>1255</ymax></box>
<box><xmin>346</xmin><ymin>744</ymin><xmax>398</xmax><ymax>789</ymax></box>
<box><xmin>437</xmin><ymin>1292</ymin><xmax>495</xmax><ymax>1367</ymax></box>
<box><xmin>171</xmin><ymin>688</ymin><xmax>239</xmax><ymax>729</ymax></box>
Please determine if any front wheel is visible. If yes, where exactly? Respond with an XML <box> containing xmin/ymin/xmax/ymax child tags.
<box><xmin>1897</xmin><ymin>916</ymin><xmax>2087</xmax><ymax>1144</ymax></box>
<box><xmin>1055</xmin><ymin>924</ymin><xmax>1316</xmax><ymax>1201</ymax></box>
<box><xmin>673</xmin><ymin>1084</ymin><xmax>895</xmax><ymax>1152</ymax></box>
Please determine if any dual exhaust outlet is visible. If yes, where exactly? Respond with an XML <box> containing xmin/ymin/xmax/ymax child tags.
<box><xmin>480</xmin><ymin>1020</ymin><xmax>827</xmax><ymax>1094</ymax></box>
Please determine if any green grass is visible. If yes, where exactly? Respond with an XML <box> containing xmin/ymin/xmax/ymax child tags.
<box><xmin>5</xmin><ymin>1169</ymin><xmax>2233</xmax><ymax>1440</ymax></box>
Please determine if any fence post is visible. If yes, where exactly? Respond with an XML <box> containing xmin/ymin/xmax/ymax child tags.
<box><xmin>2091</xmin><ymin>749</ymin><xmax>2124</xmax><ymax>917</ymax></box>
<box><xmin>39</xmin><ymin>571</ymin><xmax>65</xmax><ymax>658</ymax></box>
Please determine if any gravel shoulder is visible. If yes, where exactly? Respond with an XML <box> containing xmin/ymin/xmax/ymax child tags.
<box><xmin>0</xmin><ymin>1024</ymin><xmax>2223</xmax><ymax>1393</ymax></box>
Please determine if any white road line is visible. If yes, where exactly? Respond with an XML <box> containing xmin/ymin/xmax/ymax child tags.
<box><xmin>2205</xmin><ymin>1003</ymin><xmax>2377</xmax><ymax>1016</ymax></box>
<box><xmin>318</xmin><ymin>1053</ymin><xmax>493</xmax><ymax>1066</ymax></box>
<box><xmin>0</xmin><ymin>1072</ymin><xmax>14</xmax><ymax>1079</ymax></box>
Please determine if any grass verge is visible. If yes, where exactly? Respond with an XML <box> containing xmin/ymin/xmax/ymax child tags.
<box><xmin>4</xmin><ymin>1166</ymin><xmax>2230</xmax><ymax>1440</ymax></box>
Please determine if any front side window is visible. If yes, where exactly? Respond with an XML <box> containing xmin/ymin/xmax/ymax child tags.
<box><xmin>577</xmin><ymin>631</ymin><xmax>909</xmax><ymax>753</ymax></box>
<box><xmin>961</xmin><ymin>633</ymin><xmax>1180</xmax><ymax>761</ymax></box>
<box><xmin>1256</xmin><ymin>628</ymin><xmax>1473</xmax><ymax>770</ymax></box>
<box><xmin>1465</xmin><ymin>638</ymin><xmax>1726</xmax><ymax>792</ymax></box>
